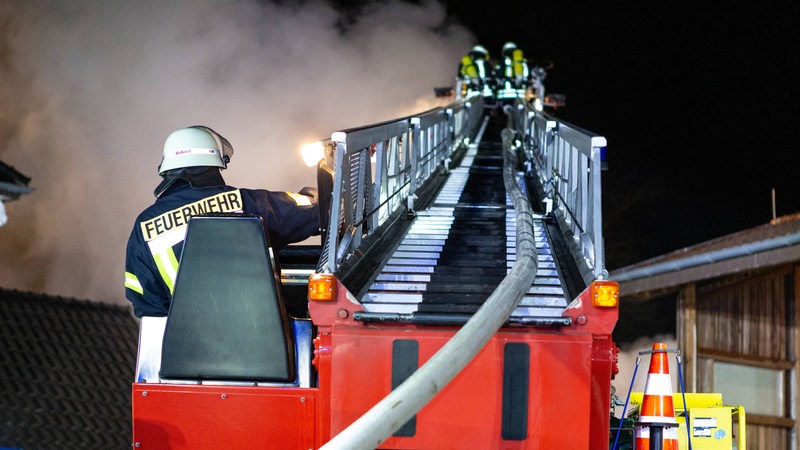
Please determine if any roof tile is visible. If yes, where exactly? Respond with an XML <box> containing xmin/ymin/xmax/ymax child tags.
<box><xmin>0</xmin><ymin>289</ymin><xmax>138</xmax><ymax>449</ymax></box>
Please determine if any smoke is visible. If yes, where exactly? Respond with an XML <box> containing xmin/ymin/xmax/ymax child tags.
<box><xmin>0</xmin><ymin>0</ymin><xmax>474</xmax><ymax>303</ymax></box>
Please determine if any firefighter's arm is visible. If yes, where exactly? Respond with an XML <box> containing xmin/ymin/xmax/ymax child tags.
<box><xmin>297</xmin><ymin>186</ymin><xmax>318</xmax><ymax>204</ymax></box>
<box><xmin>243</xmin><ymin>188</ymin><xmax>321</xmax><ymax>249</ymax></box>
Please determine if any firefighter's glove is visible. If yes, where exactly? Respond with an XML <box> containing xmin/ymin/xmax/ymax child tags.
<box><xmin>299</xmin><ymin>187</ymin><xmax>318</xmax><ymax>204</ymax></box>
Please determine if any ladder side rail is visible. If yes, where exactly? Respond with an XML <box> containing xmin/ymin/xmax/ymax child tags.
<box><xmin>354</xmin><ymin>142</ymin><xmax>370</xmax><ymax>250</ymax></box>
<box><xmin>551</xmin><ymin>118</ymin><xmax>607</xmax><ymax>279</ymax></box>
<box><xmin>468</xmin><ymin>98</ymin><xmax>485</xmax><ymax>138</ymax></box>
<box><xmin>359</xmin><ymin>141</ymin><xmax>377</xmax><ymax>263</ymax></box>
<box><xmin>377</xmin><ymin>133</ymin><xmax>409</xmax><ymax>223</ymax></box>
<box><xmin>590</xmin><ymin>142</ymin><xmax>606</xmax><ymax>278</ymax></box>
<box><xmin>529</xmin><ymin>111</ymin><xmax>557</xmax><ymax>196</ymax></box>
<box><xmin>409</xmin><ymin>118</ymin><xmax>421</xmax><ymax>199</ymax></box>
<box><xmin>322</xmin><ymin>99</ymin><xmax>484</xmax><ymax>273</ymax></box>
<box><xmin>552</xmin><ymin>124</ymin><xmax>591</xmax><ymax>281</ymax></box>
<box><xmin>523</xmin><ymin>105</ymin><xmax>608</xmax><ymax>281</ymax></box>
<box><xmin>449</xmin><ymin>98</ymin><xmax>484</xmax><ymax>146</ymax></box>
<box><xmin>324</xmin><ymin>139</ymin><xmax>346</xmax><ymax>273</ymax></box>
<box><xmin>511</xmin><ymin>102</ymin><xmax>526</xmax><ymax>136</ymax></box>
<box><xmin>418</xmin><ymin>109</ymin><xmax>450</xmax><ymax>170</ymax></box>
<box><xmin>373</xmin><ymin>139</ymin><xmax>388</xmax><ymax>228</ymax></box>
<box><xmin>412</xmin><ymin>108</ymin><xmax>450</xmax><ymax>198</ymax></box>
<box><xmin>425</xmin><ymin>122</ymin><xmax>433</xmax><ymax>182</ymax></box>
<box><xmin>328</xmin><ymin>115</ymin><xmax>445</xmax><ymax>272</ymax></box>
<box><xmin>449</xmin><ymin>102</ymin><xmax>467</xmax><ymax>145</ymax></box>
<box><xmin>438</xmin><ymin>113</ymin><xmax>451</xmax><ymax>166</ymax></box>
<box><xmin>327</xmin><ymin>119</ymin><xmax>408</xmax><ymax>272</ymax></box>
<box><xmin>314</xmin><ymin>137</ymin><xmax>336</xmax><ymax>273</ymax></box>
<box><xmin>578</xmin><ymin>150</ymin><xmax>591</xmax><ymax>266</ymax></box>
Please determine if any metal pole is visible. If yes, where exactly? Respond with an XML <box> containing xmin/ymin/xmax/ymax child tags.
<box><xmin>675</xmin><ymin>351</ymin><xmax>693</xmax><ymax>450</ymax></box>
<box><xmin>649</xmin><ymin>425</ymin><xmax>663</xmax><ymax>450</ymax></box>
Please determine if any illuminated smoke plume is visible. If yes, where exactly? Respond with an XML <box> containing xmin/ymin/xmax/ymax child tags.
<box><xmin>0</xmin><ymin>0</ymin><xmax>473</xmax><ymax>304</ymax></box>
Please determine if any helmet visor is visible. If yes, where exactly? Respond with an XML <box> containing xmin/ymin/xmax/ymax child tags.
<box><xmin>191</xmin><ymin>125</ymin><xmax>233</xmax><ymax>167</ymax></box>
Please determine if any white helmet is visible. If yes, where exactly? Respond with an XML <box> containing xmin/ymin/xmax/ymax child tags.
<box><xmin>471</xmin><ymin>45</ymin><xmax>489</xmax><ymax>59</ymax></box>
<box><xmin>502</xmin><ymin>41</ymin><xmax>517</xmax><ymax>57</ymax></box>
<box><xmin>158</xmin><ymin>126</ymin><xmax>234</xmax><ymax>175</ymax></box>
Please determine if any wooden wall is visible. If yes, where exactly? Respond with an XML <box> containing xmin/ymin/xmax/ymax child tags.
<box><xmin>679</xmin><ymin>264</ymin><xmax>798</xmax><ymax>450</ymax></box>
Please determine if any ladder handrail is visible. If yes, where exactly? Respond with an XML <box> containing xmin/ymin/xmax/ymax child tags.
<box><xmin>320</xmin><ymin>99</ymin><xmax>484</xmax><ymax>273</ymax></box>
<box><xmin>513</xmin><ymin>101</ymin><xmax>608</xmax><ymax>281</ymax></box>
<box><xmin>320</xmin><ymin>96</ymin><xmax>607</xmax><ymax>283</ymax></box>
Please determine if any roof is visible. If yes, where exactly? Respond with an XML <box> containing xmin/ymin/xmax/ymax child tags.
<box><xmin>611</xmin><ymin>212</ymin><xmax>800</xmax><ymax>297</ymax></box>
<box><xmin>0</xmin><ymin>289</ymin><xmax>138</xmax><ymax>449</ymax></box>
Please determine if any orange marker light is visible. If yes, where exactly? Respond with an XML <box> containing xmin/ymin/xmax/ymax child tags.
<box><xmin>591</xmin><ymin>280</ymin><xmax>619</xmax><ymax>307</ymax></box>
<box><xmin>308</xmin><ymin>273</ymin><xmax>336</xmax><ymax>301</ymax></box>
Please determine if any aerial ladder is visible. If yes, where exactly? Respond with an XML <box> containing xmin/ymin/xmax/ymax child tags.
<box><xmin>132</xmin><ymin>85</ymin><xmax>619</xmax><ymax>448</ymax></box>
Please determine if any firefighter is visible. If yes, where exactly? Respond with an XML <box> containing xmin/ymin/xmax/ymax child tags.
<box><xmin>458</xmin><ymin>44</ymin><xmax>494</xmax><ymax>99</ymax></box>
<box><xmin>499</xmin><ymin>41</ymin><xmax>518</xmax><ymax>83</ymax></box>
<box><xmin>124</xmin><ymin>125</ymin><xmax>320</xmax><ymax>318</ymax></box>
<box><xmin>499</xmin><ymin>41</ymin><xmax>530</xmax><ymax>89</ymax></box>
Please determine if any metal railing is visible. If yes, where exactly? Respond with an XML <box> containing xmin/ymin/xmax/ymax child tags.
<box><xmin>511</xmin><ymin>101</ymin><xmax>608</xmax><ymax>282</ymax></box>
<box><xmin>319</xmin><ymin>98</ymin><xmax>484</xmax><ymax>274</ymax></box>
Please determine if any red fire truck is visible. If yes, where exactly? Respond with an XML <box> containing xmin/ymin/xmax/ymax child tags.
<box><xmin>131</xmin><ymin>92</ymin><xmax>618</xmax><ymax>449</ymax></box>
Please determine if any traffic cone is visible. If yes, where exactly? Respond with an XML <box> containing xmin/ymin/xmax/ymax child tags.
<box><xmin>634</xmin><ymin>342</ymin><xmax>679</xmax><ymax>450</ymax></box>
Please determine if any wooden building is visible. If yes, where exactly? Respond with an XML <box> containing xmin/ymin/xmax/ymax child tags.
<box><xmin>611</xmin><ymin>213</ymin><xmax>800</xmax><ymax>450</ymax></box>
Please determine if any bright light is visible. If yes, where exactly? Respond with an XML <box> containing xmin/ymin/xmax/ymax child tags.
<box><xmin>591</xmin><ymin>280</ymin><xmax>619</xmax><ymax>307</ymax></box>
<box><xmin>301</xmin><ymin>141</ymin><xmax>325</xmax><ymax>167</ymax></box>
<box><xmin>308</xmin><ymin>273</ymin><xmax>336</xmax><ymax>301</ymax></box>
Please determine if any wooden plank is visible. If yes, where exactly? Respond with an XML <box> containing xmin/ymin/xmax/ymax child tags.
<box><xmin>793</xmin><ymin>265</ymin><xmax>800</xmax><ymax>450</ymax></box>
<box><xmin>677</xmin><ymin>283</ymin><xmax>696</xmax><ymax>392</ymax></box>
<box><xmin>696</xmin><ymin>348</ymin><xmax>794</xmax><ymax>370</ymax></box>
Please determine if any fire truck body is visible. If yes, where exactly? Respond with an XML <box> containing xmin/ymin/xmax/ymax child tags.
<box><xmin>131</xmin><ymin>94</ymin><xmax>618</xmax><ymax>449</ymax></box>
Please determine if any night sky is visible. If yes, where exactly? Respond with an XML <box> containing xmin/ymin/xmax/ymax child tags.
<box><xmin>441</xmin><ymin>1</ymin><xmax>800</xmax><ymax>269</ymax></box>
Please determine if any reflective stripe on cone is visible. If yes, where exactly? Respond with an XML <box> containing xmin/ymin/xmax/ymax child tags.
<box><xmin>635</xmin><ymin>342</ymin><xmax>679</xmax><ymax>450</ymax></box>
